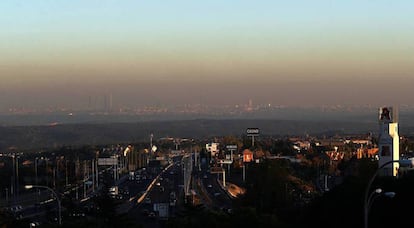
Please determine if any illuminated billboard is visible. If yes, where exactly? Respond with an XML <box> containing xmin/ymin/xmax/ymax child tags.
<box><xmin>243</xmin><ymin>150</ymin><xmax>253</xmax><ymax>163</ymax></box>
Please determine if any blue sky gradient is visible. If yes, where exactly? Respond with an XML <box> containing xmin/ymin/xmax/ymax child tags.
<box><xmin>1</xmin><ymin>1</ymin><xmax>413</xmax><ymax>108</ymax></box>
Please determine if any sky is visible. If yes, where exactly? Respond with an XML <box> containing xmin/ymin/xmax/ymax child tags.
<box><xmin>1</xmin><ymin>0</ymin><xmax>414</xmax><ymax>110</ymax></box>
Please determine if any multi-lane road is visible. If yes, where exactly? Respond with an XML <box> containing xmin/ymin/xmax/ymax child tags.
<box><xmin>124</xmin><ymin>155</ymin><xmax>184</xmax><ymax>227</ymax></box>
<box><xmin>3</xmin><ymin>152</ymin><xmax>237</xmax><ymax>227</ymax></box>
<box><xmin>122</xmin><ymin>153</ymin><xmax>234</xmax><ymax>227</ymax></box>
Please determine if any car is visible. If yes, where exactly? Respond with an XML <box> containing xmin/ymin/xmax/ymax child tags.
<box><xmin>10</xmin><ymin>205</ymin><xmax>23</xmax><ymax>213</ymax></box>
<box><xmin>203</xmin><ymin>175</ymin><xmax>208</xmax><ymax>179</ymax></box>
<box><xmin>221</xmin><ymin>207</ymin><xmax>233</xmax><ymax>214</ymax></box>
<box><xmin>70</xmin><ymin>211</ymin><xmax>85</xmax><ymax>217</ymax></box>
<box><xmin>148</xmin><ymin>211</ymin><xmax>156</xmax><ymax>218</ymax></box>
<box><xmin>29</xmin><ymin>221</ymin><xmax>41</xmax><ymax>227</ymax></box>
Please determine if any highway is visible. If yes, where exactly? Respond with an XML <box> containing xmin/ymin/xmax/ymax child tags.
<box><xmin>126</xmin><ymin>155</ymin><xmax>184</xmax><ymax>228</ymax></box>
<box><xmin>198</xmin><ymin>163</ymin><xmax>233</xmax><ymax>213</ymax></box>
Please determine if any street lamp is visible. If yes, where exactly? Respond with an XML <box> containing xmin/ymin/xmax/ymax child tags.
<box><xmin>364</xmin><ymin>159</ymin><xmax>414</xmax><ymax>228</ymax></box>
<box><xmin>365</xmin><ymin>188</ymin><xmax>396</xmax><ymax>228</ymax></box>
<box><xmin>25</xmin><ymin>185</ymin><xmax>61</xmax><ymax>226</ymax></box>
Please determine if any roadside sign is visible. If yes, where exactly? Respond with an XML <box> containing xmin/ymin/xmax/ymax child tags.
<box><xmin>98</xmin><ymin>157</ymin><xmax>117</xmax><ymax>166</ymax></box>
<box><xmin>246</xmin><ymin>128</ymin><xmax>260</xmax><ymax>136</ymax></box>
<box><xmin>226</xmin><ymin>145</ymin><xmax>237</xmax><ymax>150</ymax></box>
<box><xmin>243</xmin><ymin>152</ymin><xmax>253</xmax><ymax>163</ymax></box>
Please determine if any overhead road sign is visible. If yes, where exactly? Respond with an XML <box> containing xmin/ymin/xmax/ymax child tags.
<box><xmin>98</xmin><ymin>157</ymin><xmax>117</xmax><ymax>166</ymax></box>
<box><xmin>218</xmin><ymin>159</ymin><xmax>233</xmax><ymax>164</ymax></box>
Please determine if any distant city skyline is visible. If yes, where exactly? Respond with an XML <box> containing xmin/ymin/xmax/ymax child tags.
<box><xmin>1</xmin><ymin>1</ymin><xmax>413</xmax><ymax>109</ymax></box>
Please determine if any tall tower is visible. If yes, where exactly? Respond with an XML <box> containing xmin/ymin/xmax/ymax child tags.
<box><xmin>378</xmin><ymin>106</ymin><xmax>399</xmax><ymax>176</ymax></box>
<box><xmin>247</xmin><ymin>99</ymin><xmax>253</xmax><ymax>111</ymax></box>
<box><xmin>109</xmin><ymin>93</ymin><xmax>113</xmax><ymax>112</ymax></box>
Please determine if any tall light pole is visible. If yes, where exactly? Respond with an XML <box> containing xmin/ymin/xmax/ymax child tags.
<box><xmin>25</xmin><ymin>185</ymin><xmax>61</xmax><ymax>226</ymax></box>
<box><xmin>150</xmin><ymin>133</ymin><xmax>154</xmax><ymax>160</ymax></box>
<box><xmin>11</xmin><ymin>155</ymin><xmax>15</xmax><ymax>202</ymax></box>
<box><xmin>92</xmin><ymin>159</ymin><xmax>95</xmax><ymax>192</ymax></box>
<box><xmin>365</xmin><ymin>188</ymin><xmax>395</xmax><ymax>228</ymax></box>
<box><xmin>10</xmin><ymin>154</ymin><xmax>20</xmax><ymax>201</ymax></box>
<box><xmin>242</xmin><ymin>162</ymin><xmax>246</xmax><ymax>182</ymax></box>
<box><xmin>5</xmin><ymin>188</ymin><xmax>8</xmax><ymax>203</ymax></box>
<box><xmin>35</xmin><ymin>157</ymin><xmax>38</xmax><ymax>185</ymax></box>
<box><xmin>65</xmin><ymin>160</ymin><xmax>68</xmax><ymax>187</ymax></box>
<box><xmin>364</xmin><ymin>159</ymin><xmax>413</xmax><ymax>228</ymax></box>
<box><xmin>16</xmin><ymin>156</ymin><xmax>19</xmax><ymax>200</ymax></box>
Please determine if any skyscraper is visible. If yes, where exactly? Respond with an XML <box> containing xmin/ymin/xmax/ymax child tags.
<box><xmin>109</xmin><ymin>93</ymin><xmax>113</xmax><ymax>112</ymax></box>
<box><xmin>378</xmin><ymin>106</ymin><xmax>399</xmax><ymax>176</ymax></box>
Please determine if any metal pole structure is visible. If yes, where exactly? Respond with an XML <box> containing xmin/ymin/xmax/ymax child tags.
<box><xmin>92</xmin><ymin>159</ymin><xmax>95</xmax><ymax>192</ymax></box>
<box><xmin>16</xmin><ymin>156</ymin><xmax>19</xmax><ymax>200</ymax></box>
<box><xmin>198</xmin><ymin>149</ymin><xmax>201</xmax><ymax>171</ymax></box>
<box><xmin>150</xmin><ymin>133</ymin><xmax>154</xmax><ymax>161</ymax></box>
<box><xmin>35</xmin><ymin>158</ymin><xmax>38</xmax><ymax>185</ymax></box>
<box><xmin>86</xmin><ymin>160</ymin><xmax>90</xmax><ymax>180</ymax></box>
<box><xmin>25</xmin><ymin>185</ymin><xmax>61</xmax><ymax>225</ymax></box>
<box><xmin>10</xmin><ymin>176</ymin><xmax>13</xmax><ymax>203</ymax></box>
<box><xmin>76</xmin><ymin>186</ymin><xmax>78</xmax><ymax>200</ymax></box>
<box><xmin>116</xmin><ymin>156</ymin><xmax>119</xmax><ymax>181</ymax></box>
<box><xmin>83</xmin><ymin>180</ymin><xmax>86</xmax><ymax>199</ymax></box>
<box><xmin>183</xmin><ymin>165</ymin><xmax>187</xmax><ymax>204</ymax></box>
<box><xmin>364</xmin><ymin>160</ymin><xmax>395</xmax><ymax>228</ymax></box>
<box><xmin>55</xmin><ymin>159</ymin><xmax>59</xmax><ymax>189</ymax></box>
<box><xmin>53</xmin><ymin>167</ymin><xmax>56</xmax><ymax>189</ymax></box>
<box><xmin>229</xmin><ymin>148</ymin><xmax>235</xmax><ymax>177</ymax></box>
<box><xmin>95</xmin><ymin>159</ymin><xmax>99</xmax><ymax>189</ymax></box>
<box><xmin>114</xmin><ymin>158</ymin><xmax>117</xmax><ymax>182</ymax></box>
<box><xmin>222</xmin><ymin>170</ymin><xmax>226</xmax><ymax>187</ymax></box>
<box><xmin>11</xmin><ymin>155</ymin><xmax>15</xmax><ymax>202</ymax></box>
<box><xmin>65</xmin><ymin>160</ymin><xmax>68</xmax><ymax>187</ymax></box>
<box><xmin>193</xmin><ymin>147</ymin><xmax>196</xmax><ymax>169</ymax></box>
<box><xmin>242</xmin><ymin>163</ymin><xmax>245</xmax><ymax>182</ymax></box>
<box><xmin>46</xmin><ymin>159</ymin><xmax>49</xmax><ymax>186</ymax></box>
<box><xmin>121</xmin><ymin>156</ymin><xmax>124</xmax><ymax>172</ymax></box>
<box><xmin>364</xmin><ymin>159</ymin><xmax>413</xmax><ymax>228</ymax></box>
<box><xmin>367</xmin><ymin>189</ymin><xmax>381</xmax><ymax>215</ymax></box>
<box><xmin>251</xmin><ymin>136</ymin><xmax>255</xmax><ymax>147</ymax></box>
<box><xmin>113</xmin><ymin>163</ymin><xmax>116</xmax><ymax>182</ymax></box>
<box><xmin>83</xmin><ymin>161</ymin><xmax>87</xmax><ymax>198</ymax></box>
